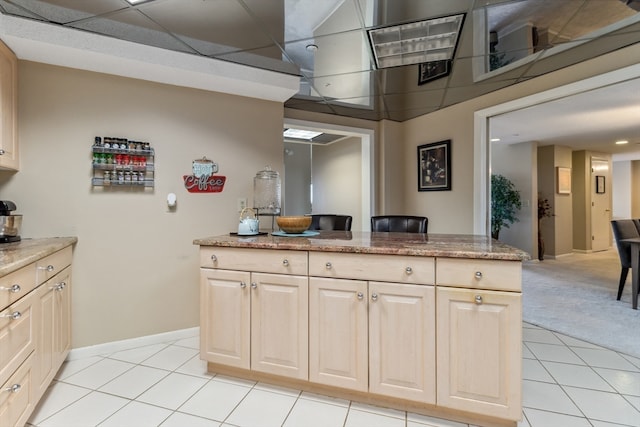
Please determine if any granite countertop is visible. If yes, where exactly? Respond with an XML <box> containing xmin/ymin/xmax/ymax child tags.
<box><xmin>0</xmin><ymin>237</ymin><xmax>78</xmax><ymax>277</ymax></box>
<box><xmin>194</xmin><ymin>231</ymin><xmax>530</xmax><ymax>261</ymax></box>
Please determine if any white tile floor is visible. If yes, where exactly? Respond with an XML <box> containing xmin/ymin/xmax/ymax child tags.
<box><xmin>27</xmin><ymin>323</ymin><xmax>640</xmax><ymax>427</ymax></box>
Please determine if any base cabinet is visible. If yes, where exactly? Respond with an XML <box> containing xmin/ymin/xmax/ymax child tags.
<box><xmin>34</xmin><ymin>265</ymin><xmax>72</xmax><ymax>401</ymax></box>
<box><xmin>200</xmin><ymin>246</ymin><xmax>522</xmax><ymax>426</ymax></box>
<box><xmin>200</xmin><ymin>267</ymin><xmax>308</xmax><ymax>380</ymax></box>
<box><xmin>0</xmin><ymin>243</ymin><xmax>73</xmax><ymax>427</ymax></box>
<box><xmin>436</xmin><ymin>286</ymin><xmax>522</xmax><ymax>420</ymax></box>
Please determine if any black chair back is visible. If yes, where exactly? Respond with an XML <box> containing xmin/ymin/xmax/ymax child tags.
<box><xmin>611</xmin><ymin>219</ymin><xmax>640</xmax><ymax>268</ymax></box>
<box><xmin>371</xmin><ymin>215</ymin><xmax>428</xmax><ymax>233</ymax></box>
<box><xmin>308</xmin><ymin>214</ymin><xmax>352</xmax><ymax>231</ymax></box>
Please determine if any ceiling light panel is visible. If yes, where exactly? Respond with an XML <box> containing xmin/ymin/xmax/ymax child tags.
<box><xmin>367</xmin><ymin>14</ymin><xmax>465</xmax><ymax>69</ymax></box>
<box><xmin>283</xmin><ymin>129</ymin><xmax>323</xmax><ymax>140</ymax></box>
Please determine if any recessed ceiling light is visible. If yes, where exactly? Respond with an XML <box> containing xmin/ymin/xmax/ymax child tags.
<box><xmin>306</xmin><ymin>44</ymin><xmax>318</xmax><ymax>52</ymax></box>
<box><xmin>490</xmin><ymin>138</ymin><xmax>501</xmax><ymax>142</ymax></box>
<box><xmin>367</xmin><ymin>14</ymin><xmax>465</xmax><ymax>69</ymax></box>
<box><xmin>283</xmin><ymin>129</ymin><xmax>323</xmax><ymax>140</ymax></box>
<box><xmin>125</xmin><ymin>0</ymin><xmax>154</xmax><ymax>5</ymax></box>
<box><xmin>615</xmin><ymin>140</ymin><xmax>629</xmax><ymax>145</ymax></box>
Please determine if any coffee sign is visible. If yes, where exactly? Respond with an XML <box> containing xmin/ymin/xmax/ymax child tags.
<box><xmin>184</xmin><ymin>157</ymin><xmax>226</xmax><ymax>193</ymax></box>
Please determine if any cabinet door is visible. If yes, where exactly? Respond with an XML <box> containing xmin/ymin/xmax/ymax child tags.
<box><xmin>436</xmin><ymin>287</ymin><xmax>522</xmax><ymax>421</ymax></box>
<box><xmin>0</xmin><ymin>40</ymin><xmax>18</xmax><ymax>171</ymax></box>
<box><xmin>200</xmin><ymin>269</ymin><xmax>250</xmax><ymax>369</ymax></box>
<box><xmin>309</xmin><ymin>277</ymin><xmax>368</xmax><ymax>391</ymax></box>
<box><xmin>35</xmin><ymin>266</ymin><xmax>72</xmax><ymax>401</ymax></box>
<box><xmin>369</xmin><ymin>282</ymin><xmax>436</xmax><ymax>403</ymax></box>
<box><xmin>251</xmin><ymin>273</ymin><xmax>308</xmax><ymax>379</ymax></box>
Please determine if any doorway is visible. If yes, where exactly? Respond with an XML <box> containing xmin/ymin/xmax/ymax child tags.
<box><xmin>282</xmin><ymin>119</ymin><xmax>374</xmax><ymax>232</ymax></box>
<box><xmin>591</xmin><ymin>157</ymin><xmax>611</xmax><ymax>252</ymax></box>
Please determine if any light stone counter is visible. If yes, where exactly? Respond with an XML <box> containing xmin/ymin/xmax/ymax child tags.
<box><xmin>0</xmin><ymin>237</ymin><xmax>78</xmax><ymax>277</ymax></box>
<box><xmin>194</xmin><ymin>231</ymin><xmax>529</xmax><ymax>261</ymax></box>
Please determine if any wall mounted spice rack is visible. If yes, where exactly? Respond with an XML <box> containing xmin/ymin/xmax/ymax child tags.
<box><xmin>91</xmin><ymin>136</ymin><xmax>155</xmax><ymax>187</ymax></box>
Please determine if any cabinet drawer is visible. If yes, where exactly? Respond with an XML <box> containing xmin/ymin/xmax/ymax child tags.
<box><xmin>200</xmin><ymin>247</ymin><xmax>307</xmax><ymax>275</ymax></box>
<box><xmin>436</xmin><ymin>258</ymin><xmax>521</xmax><ymax>292</ymax></box>
<box><xmin>36</xmin><ymin>246</ymin><xmax>72</xmax><ymax>285</ymax></box>
<box><xmin>309</xmin><ymin>252</ymin><xmax>434</xmax><ymax>284</ymax></box>
<box><xmin>0</xmin><ymin>264</ymin><xmax>36</xmax><ymax>312</ymax></box>
<box><xmin>0</xmin><ymin>354</ymin><xmax>34</xmax><ymax>427</ymax></box>
<box><xmin>0</xmin><ymin>289</ymin><xmax>35</xmax><ymax>389</ymax></box>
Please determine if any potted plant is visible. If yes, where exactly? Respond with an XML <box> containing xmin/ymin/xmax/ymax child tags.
<box><xmin>490</xmin><ymin>174</ymin><xmax>522</xmax><ymax>240</ymax></box>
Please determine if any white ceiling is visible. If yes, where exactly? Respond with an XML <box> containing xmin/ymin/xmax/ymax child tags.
<box><xmin>489</xmin><ymin>76</ymin><xmax>640</xmax><ymax>161</ymax></box>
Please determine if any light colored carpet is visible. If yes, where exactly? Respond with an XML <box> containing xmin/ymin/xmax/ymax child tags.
<box><xmin>523</xmin><ymin>248</ymin><xmax>640</xmax><ymax>358</ymax></box>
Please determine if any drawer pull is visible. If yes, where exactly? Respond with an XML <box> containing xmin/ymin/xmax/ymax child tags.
<box><xmin>325</xmin><ymin>262</ymin><xmax>332</xmax><ymax>269</ymax></box>
<box><xmin>240</xmin><ymin>282</ymin><xmax>247</xmax><ymax>288</ymax></box>
<box><xmin>1</xmin><ymin>311</ymin><xmax>21</xmax><ymax>320</ymax></box>
<box><xmin>0</xmin><ymin>149</ymin><xmax>5</xmax><ymax>156</ymax></box>
<box><xmin>282</xmin><ymin>259</ymin><xmax>289</xmax><ymax>266</ymax></box>
<box><xmin>405</xmin><ymin>267</ymin><xmax>413</xmax><ymax>274</ymax></box>
<box><xmin>39</xmin><ymin>264</ymin><xmax>55</xmax><ymax>272</ymax></box>
<box><xmin>4</xmin><ymin>384</ymin><xmax>21</xmax><ymax>393</ymax></box>
<box><xmin>357</xmin><ymin>292</ymin><xmax>364</xmax><ymax>300</ymax></box>
<box><xmin>371</xmin><ymin>293</ymin><xmax>378</xmax><ymax>301</ymax></box>
<box><xmin>475</xmin><ymin>295</ymin><xmax>483</xmax><ymax>305</ymax></box>
<box><xmin>51</xmin><ymin>282</ymin><xmax>66</xmax><ymax>291</ymax></box>
<box><xmin>0</xmin><ymin>284</ymin><xmax>21</xmax><ymax>293</ymax></box>
<box><xmin>251</xmin><ymin>282</ymin><xmax>257</xmax><ymax>289</ymax></box>
<box><xmin>210</xmin><ymin>255</ymin><xmax>217</xmax><ymax>263</ymax></box>
<box><xmin>474</xmin><ymin>271</ymin><xmax>483</xmax><ymax>279</ymax></box>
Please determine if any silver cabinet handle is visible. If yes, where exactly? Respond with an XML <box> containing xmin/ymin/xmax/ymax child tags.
<box><xmin>474</xmin><ymin>271</ymin><xmax>483</xmax><ymax>279</ymax></box>
<box><xmin>1</xmin><ymin>311</ymin><xmax>21</xmax><ymax>320</ymax></box>
<box><xmin>405</xmin><ymin>267</ymin><xmax>413</xmax><ymax>274</ymax></box>
<box><xmin>0</xmin><ymin>284</ymin><xmax>21</xmax><ymax>293</ymax></box>
<box><xmin>50</xmin><ymin>281</ymin><xmax>66</xmax><ymax>291</ymax></box>
<box><xmin>38</xmin><ymin>265</ymin><xmax>55</xmax><ymax>272</ymax></box>
<box><xmin>0</xmin><ymin>149</ymin><xmax>5</xmax><ymax>156</ymax></box>
<box><xmin>475</xmin><ymin>295</ymin><xmax>483</xmax><ymax>305</ymax></box>
<box><xmin>4</xmin><ymin>384</ymin><xmax>20</xmax><ymax>393</ymax></box>
<box><xmin>240</xmin><ymin>282</ymin><xmax>246</xmax><ymax>288</ymax></box>
<box><xmin>357</xmin><ymin>292</ymin><xmax>364</xmax><ymax>300</ymax></box>
<box><xmin>210</xmin><ymin>255</ymin><xmax>217</xmax><ymax>263</ymax></box>
<box><xmin>371</xmin><ymin>293</ymin><xmax>378</xmax><ymax>301</ymax></box>
<box><xmin>282</xmin><ymin>259</ymin><xmax>289</xmax><ymax>266</ymax></box>
<box><xmin>325</xmin><ymin>262</ymin><xmax>332</xmax><ymax>269</ymax></box>
<box><xmin>251</xmin><ymin>282</ymin><xmax>257</xmax><ymax>289</ymax></box>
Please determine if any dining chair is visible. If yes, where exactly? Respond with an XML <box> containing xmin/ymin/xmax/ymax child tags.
<box><xmin>308</xmin><ymin>214</ymin><xmax>352</xmax><ymax>231</ymax></box>
<box><xmin>610</xmin><ymin>219</ymin><xmax>640</xmax><ymax>300</ymax></box>
<box><xmin>371</xmin><ymin>215</ymin><xmax>428</xmax><ymax>233</ymax></box>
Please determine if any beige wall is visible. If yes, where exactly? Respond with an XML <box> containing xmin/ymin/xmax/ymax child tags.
<box><xmin>312</xmin><ymin>137</ymin><xmax>362</xmax><ymax>231</ymax></box>
<box><xmin>0</xmin><ymin>61</ymin><xmax>285</xmax><ymax>347</ymax></box>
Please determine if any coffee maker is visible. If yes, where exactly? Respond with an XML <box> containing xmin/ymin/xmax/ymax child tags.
<box><xmin>0</xmin><ymin>200</ymin><xmax>22</xmax><ymax>243</ymax></box>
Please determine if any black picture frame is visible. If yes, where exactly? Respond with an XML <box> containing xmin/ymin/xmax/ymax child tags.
<box><xmin>418</xmin><ymin>140</ymin><xmax>451</xmax><ymax>191</ymax></box>
<box><xmin>418</xmin><ymin>60</ymin><xmax>451</xmax><ymax>85</ymax></box>
<box><xmin>596</xmin><ymin>175</ymin><xmax>605</xmax><ymax>194</ymax></box>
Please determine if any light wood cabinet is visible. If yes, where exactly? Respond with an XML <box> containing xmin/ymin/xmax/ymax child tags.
<box><xmin>200</xmin><ymin>249</ymin><xmax>308</xmax><ymax>380</ymax></box>
<box><xmin>309</xmin><ymin>277</ymin><xmax>368</xmax><ymax>391</ymax></box>
<box><xmin>0</xmin><ymin>39</ymin><xmax>18</xmax><ymax>171</ymax></box>
<box><xmin>0</xmin><ymin>243</ymin><xmax>73</xmax><ymax>427</ymax></box>
<box><xmin>369</xmin><ymin>281</ymin><xmax>435</xmax><ymax>402</ymax></box>
<box><xmin>34</xmin><ymin>265</ymin><xmax>72</xmax><ymax>401</ymax></box>
<box><xmin>199</xmin><ymin>243</ymin><xmax>522</xmax><ymax>426</ymax></box>
<box><xmin>436</xmin><ymin>286</ymin><xmax>522</xmax><ymax>420</ymax></box>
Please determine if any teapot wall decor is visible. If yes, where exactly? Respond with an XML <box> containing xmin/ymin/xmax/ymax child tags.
<box><xmin>183</xmin><ymin>157</ymin><xmax>226</xmax><ymax>193</ymax></box>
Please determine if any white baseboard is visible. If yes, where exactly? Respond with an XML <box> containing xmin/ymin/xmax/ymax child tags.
<box><xmin>67</xmin><ymin>327</ymin><xmax>199</xmax><ymax>361</ymax></box>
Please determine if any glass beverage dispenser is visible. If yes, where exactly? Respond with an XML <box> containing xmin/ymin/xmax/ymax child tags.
<box><xmin>253</xmin><ymin>166</ymin><xmax>281</xmax><ymax>215</ymax></box>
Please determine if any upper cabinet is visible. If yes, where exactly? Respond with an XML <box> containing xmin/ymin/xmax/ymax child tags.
<box><xmin>0</xmin><ymin>39</ymin><xmax>18</xmax><ymax>171</ymax></box>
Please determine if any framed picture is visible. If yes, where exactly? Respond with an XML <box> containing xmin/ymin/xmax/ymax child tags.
<box><xmin>418</xmin><ymin>140</ymin><xmax>451</xmax><ymax>191</ymax></box>
<box><xmin>557</xmin><ymin>167</ymin><xmax>571</xmax><ymax>194</ymax></box>
<box><xmin>596</xmin><ymin>175</ymin><xmax>606</xmax><ymax>194</ymax></box>
<box><xmin>418</xmin><ymin>60</ymin><xmax>451</xmax><ymax>85</ymax></box>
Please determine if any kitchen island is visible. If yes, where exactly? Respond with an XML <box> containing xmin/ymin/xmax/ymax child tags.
<box><xmin>194</xmin><ymin>231</ymin><xmax>528</xmax><ymax>427</ymax></box>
